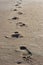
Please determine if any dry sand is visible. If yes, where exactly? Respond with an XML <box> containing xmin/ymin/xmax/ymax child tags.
<box><xmin>0</xmin><ymin>0</ymin><xmax>43</xmax><ymax>65</ymax></box>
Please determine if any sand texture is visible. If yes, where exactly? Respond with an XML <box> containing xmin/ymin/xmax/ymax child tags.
<box><xmin>0</xmin><ymin>0</ymin><xmax>43</xmax><ymax>65</ymax></box>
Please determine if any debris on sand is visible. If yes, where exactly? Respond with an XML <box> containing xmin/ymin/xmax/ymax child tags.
<box><xmin>19</xmin><ymin>46</ymin><xmax>33</xmax><ymax>63</ymax></box>
<box><xmin>12</xmin><ymin>17</ymin><xmax>19</xmax><ymax>20</ymax></box>
<box><xmin>11</xmin><ymin>32</ymin><xmax>23</xmax><ymax>38</ymax></box>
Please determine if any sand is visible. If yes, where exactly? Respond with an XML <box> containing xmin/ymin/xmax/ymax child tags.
<box><xmin>0</xmin><ymin>0</ymin><xmax>43</xmax><ymax>65</ymax></box>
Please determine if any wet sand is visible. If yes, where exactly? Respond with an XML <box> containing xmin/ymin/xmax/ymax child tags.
<box><xmin>0</xmin><ymin>0</ymin><xmax>43</xmax><ymax>65</ymax></box>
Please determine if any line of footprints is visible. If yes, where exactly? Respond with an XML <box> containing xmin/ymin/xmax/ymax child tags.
<box><xmin>5</xmin><ymin>0</ymin><xmax>27</xmax><ymax>39</ymax></box>
<box><xmin>11</xmin><ymin>0</ymin><xmax>27</xmax><ymax>39</ymax></box>
<box><xmin>5</xmin><ymin>0</ymin><xmax>34</xmax><ymax>64</ymax></box>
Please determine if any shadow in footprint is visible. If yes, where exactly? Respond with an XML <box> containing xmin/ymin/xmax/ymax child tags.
<box><xmin>12</xmin><ymin>17</ymin><xmax>19</xmax><ymax>20</ymax></box>
<box><xmin>13</xmin><ymin>9</ymin><xmax>17</xmax><ymax>11</ymax></box>
<box><xmin>16</xmin><ymin>22</ymin><xmax>27</xmax><ymax>27</ymax></box>
<box><xmin>15</xmin><ymin>4</ymin><xmax>19</xmax><ymax>6</ymax></box>
<box><xmin>16</xmin><ymin>61</ymin><xmax>22</xmax><ymax>64</ymax></box>
<box><xmin>18</xmin><ymin>6</ymin><xmax>22</xmax><ymax>8</ymax></box>
<box><xmin>20</xmin><ymin>46</ymin><xmax>32</xmax><ymax>56</ymax></box>
<box><xmin>4</xmin><ymin>36</ymin><xmax>9</xmax><ymax>38</ymax></box>
<box><xmin>18</xmin><ymin>12</ymin><xmax>23</xmax><ymax>15</ymax></box>
<box><xmin>14</xmin><ymin>31</ymin><xmax>18</xmax><ymax>33</ymax></box>
<box><xmin>11</xmin><ymin>34</ymin><xmax>20</xmax><ymax>38</ymax></box>
<box><xmin>11</xmin><ymin>32</ymin><xmax>23</xmax><ymax>38</ymax></box>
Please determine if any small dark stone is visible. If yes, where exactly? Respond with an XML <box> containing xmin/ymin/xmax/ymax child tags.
<box><xmin>12</xmin><ymin>17</ymin><xmax>19</xmax><ymax>20</ymax></box>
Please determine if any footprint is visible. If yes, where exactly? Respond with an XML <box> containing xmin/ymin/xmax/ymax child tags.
<box><xmin>18</xmin><ymin>6</ymin><xmax>22</xmax><ymax>8</ymax></box>
<box><xmin>16</xmin><ymin>61</ymin><xmax>22</xmax><ymax>64</ymax></box>
<box><xmin>18</xmin><ymin>12</ymin><xmax>23</xmax><ymax>15</ymax></box>
<box><xmin>12</xmin><ymin>17</ymin><xmax>19</xmax><ymax>20</ymax></box>
<box><xmin>20</xmin><ymin>46</ymin><xmax>27</xmax><ymax>50</ymax></box>
<box><xmin>15</xmin><ymin>4</ymin><xmax>19</xmax><ymax>6</ymax></box>
<box><xmin>16</xmin><ymin>22</ymin><xmax>27</xmax><ymax>27</ymax></box>
<box><xmin>14</xmin><ymin>31</ymin><xmax>19</xmax><ymax>33</ymax></box>
<box><xmin>11</xmin><ymin>32</ymin><xmax>23</xmax><ymax>38</ymax></box>
<box><xmin>20</xmin><ymin>46</ymin><xmax>32</xmax><ymax>56</ymax></box>
<box><xmin>13</xmin><ymin>9</ymin><xmax>17</xmax><ymax>11</ymax></box>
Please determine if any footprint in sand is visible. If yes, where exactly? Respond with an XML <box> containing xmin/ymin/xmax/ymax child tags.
<box><xmin>4</xmin><ymin>32</ymin><xmax>23</xmax><ymax>39</ymax></box>
<box><xmin>18</xmin><ymin>12</ymin><xmax>23</xmax><ymax>15</ymax></box>
<box><xmin>15</xmin><ymin>3</ymin><xmax>19</xmax><ymax>6</ymax></box>
<box><xmin>12</xmin><ymin>16</ymin><xmax>19</xmax><ymax>20</ymax></box>
<box><xmin>15</xmin><ymin>46</ymin><xmax>32</xmax><ymax>64</ymax></box>
<box><xmin>16</xmin><ymin>22</ymin><xmax>28</xmax><ymax>27</ymax></box>
<box><xmin>20</xmin><ymin>46</ymin><xmax>32</xmax><ymax>56</ymax></box>
<box><xmin>15</xmin><ymin>3</ymin><xmax>22</xmax><ymax>8</ymax></box>
<box><xmin>8</xmin><ymin>17</ymin><xmax>19</xmax><ymax>21</ymax></box>
<box><xmin>11</xmin><ymin>31</ymin><xmax>23</xmax><ymax>38</ymax></box>
<box><xmin>13</xmin><ymin>9</ymin><xmax>17</xmax><ymax>11</ymax></box>
<box><xmin>16</xmin><ymin>61</ymin><xmax>22</xmax><ymax>64</ymax></box>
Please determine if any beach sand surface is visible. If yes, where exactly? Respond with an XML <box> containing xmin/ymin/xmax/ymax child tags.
<box><xmin>0</xmin><ymin>0</ymin><xmax>43</xmax><ymax>65</ymax></box>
